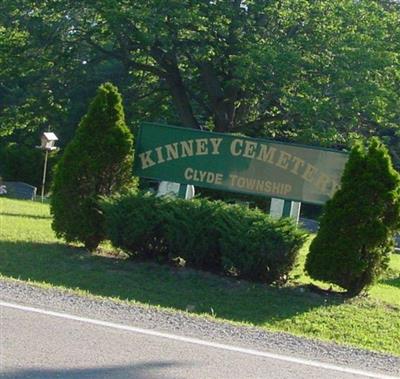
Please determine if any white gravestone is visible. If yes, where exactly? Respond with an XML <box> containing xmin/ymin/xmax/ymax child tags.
<box><xmin>270</xmin><ymin>198</ymin><xmax>301</xmax><ymax>224</ymax></box>
<box><xmin>157</xmin><ymin>181</ymin><xmax>195</xmax><ymax>200</ymax></box>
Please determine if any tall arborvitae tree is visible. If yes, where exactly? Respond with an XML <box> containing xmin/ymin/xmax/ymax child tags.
<box><xmin>305</xmin><ymin>138</ymin><xmax>400</xmax><ymax>296</ymax></box>
<box><xmin>51</xmin><ymin>83</ymin><xmax>134</xmax><ymax>250</ymax></box>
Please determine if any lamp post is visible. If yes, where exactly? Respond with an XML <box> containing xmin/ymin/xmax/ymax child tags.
<box><xmin>38</xmin><ymin>132</ymin><xmax>58</xmax><ymax>202</ymax></box>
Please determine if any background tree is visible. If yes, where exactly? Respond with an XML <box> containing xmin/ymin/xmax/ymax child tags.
<box><xmin>51</xmin><ymin>82</ymin><xmax>134</xmax><ymax>250</ymax></box>
<box><xmin>2</xmin><ymin>0</ymin><xmax>400</xmax><ymax>186</ymax></box>
<box><xmin>0</xmin><ymin>0</ymin><xmax>175</xmax><ymax>140</ymax></box>
<box><xmin>1</xmin><ymin>1</ymin><xmax>399</xmax><ymax>146</ymax></box>
<box><xmin>43</xmin><ymin>0</ymin><xmax>400</xmax><ymax>145</ymax></box>
<box><xmin>305</xmin><ymin>138</ymin><xmax>400</xmax><ymax>296</ymax></box>
<box><xmin>0</xmin><ymin>142</ymin><xmax>54</xmax><ymax>189</ymax></box>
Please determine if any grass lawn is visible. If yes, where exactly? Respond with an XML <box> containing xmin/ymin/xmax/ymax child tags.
<box><xmin>0</xmin><ymin>198</ymin><xmax>399</xmax><ymax>355</ymax></box>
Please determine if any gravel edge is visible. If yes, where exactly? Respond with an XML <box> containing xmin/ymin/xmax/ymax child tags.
<box><xmin>0</xmin><ymin>278</ymin><xmax>399</xmax><ymax>377</ymax></box>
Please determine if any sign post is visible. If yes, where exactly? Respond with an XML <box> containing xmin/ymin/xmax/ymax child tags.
<box><xmin>270</xmin><ymin>198</ymin><xmax>301</xmax><ymax>222</ymax></box>
<box><xmin>157</xmin><ymin>181</ymin><xmax>195</xmax><ymax>200</ymax></box>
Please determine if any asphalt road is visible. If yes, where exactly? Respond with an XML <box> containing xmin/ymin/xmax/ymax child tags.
<box><xmin>0</xmin><ymin>302</ymin><xmax>396</xmax><ymax>379</ymax></box>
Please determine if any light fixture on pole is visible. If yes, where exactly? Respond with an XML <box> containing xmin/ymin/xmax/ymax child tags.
<box><xmin>37</xmin><ymin>132</ymin><xmax>58</xmax><ymax>202</ymax></box>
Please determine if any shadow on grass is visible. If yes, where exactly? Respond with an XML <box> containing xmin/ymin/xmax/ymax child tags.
<box><xmin>0</xmin><ymin>240</ymin><xmax>344</xmax><ymax>325</ymax></box>
<box><xmin>0</xmin><ymin>212</ymin><xmax>51</xmax><ymax>220</ymax></box>
<box><xmin>381</xmin><ymin>277</ymin><xmax>400</xmax><ymax>289</ymax></box>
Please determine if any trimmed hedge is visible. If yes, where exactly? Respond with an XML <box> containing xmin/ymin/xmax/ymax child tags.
<box><xmin>103</xmin><ymin>192</ymin><xmax>306</xmax><ymax>284</ymax></box>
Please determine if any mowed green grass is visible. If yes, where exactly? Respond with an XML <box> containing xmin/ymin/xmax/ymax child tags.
<box><xmin>0</xmin><ymin>198</ymin><xmax>399</xmax><ymax>355</ymax></box>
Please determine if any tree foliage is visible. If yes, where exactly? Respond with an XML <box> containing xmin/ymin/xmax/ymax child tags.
<box><xmin>305</xmin><ymin>138</ymin><xmax>400</xmax><ymax>296</ymax></box>
<box><xmin>0</xmin><ymin>142</ymin><xmax>57</xmax><ymax>189</ymax></box>
<box><xmin>51</xmin><ymin>82</ymin><xmax>134</xmax><ymax>250</ymax></box>
<box><xmin>0</xmin><ymin>0</ymin><xmax>175</xmax><ymax>142</ymax></box>
<box><xmin>1</xmin><ymin>0</ymin><xmax>400</xmax><ymax>151</ymax></box>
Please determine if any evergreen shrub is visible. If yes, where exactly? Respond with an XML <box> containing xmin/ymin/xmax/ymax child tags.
<box><xmin>51</xmin><ymin>83</ymin><xmax>135</xmax><ymax>251</ymax></box>
<box><xmin>162</xmin><ymin>198</ymin><xmax>226</xmax><ymax>271</ymax></box>
<box><xmin>102</xmin><ymin>191</ymin><xmax>166</xmax><ymax>259</ymax></box>
<box><xmin>305</xmin><ymin>138</ymin><xmax>400</xmax><ymax>296</ymax></box>
<box><xmin>220</xmin><ymin>206</ymin><xmax>306</xmax><ymax>283</ymax></box>
<box><xmin>103</xmin><ymin>192</ymin><xmax>306</xmax><ymax>284</ymax></box>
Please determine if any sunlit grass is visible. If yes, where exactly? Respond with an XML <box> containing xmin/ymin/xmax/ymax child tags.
<box><xmin>0</xmin><ymin>197</ymin><xmax>399</xmax><ymax>355</ymax></box>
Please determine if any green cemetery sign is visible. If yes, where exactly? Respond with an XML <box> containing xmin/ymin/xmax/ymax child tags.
<box><xmin>134</xmin><ymin>122</ymin><xmax>348</xmax><ymax>205</ymax></box>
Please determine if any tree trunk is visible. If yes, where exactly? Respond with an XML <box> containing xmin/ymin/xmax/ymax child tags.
<box><xmin>164</xmin><ymin>69</ymin><xmax>200</xmax><ymax>129</ymax></box>
<box><xmin>151</xmin><ymin>46</ymin><xmax>200</xmax><ymax>129</ymax></box>
<box><xmin>199</xmin><ymin>61</ymin><xmax>237</xmax><ymax>132</ymax></box>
